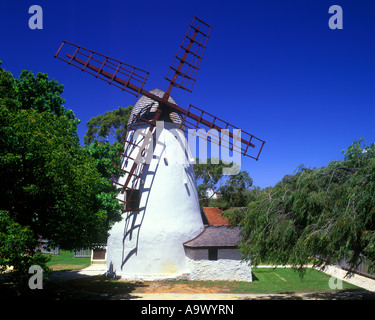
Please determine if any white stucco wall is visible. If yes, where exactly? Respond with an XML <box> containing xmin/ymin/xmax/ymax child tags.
<box><xmin>186</xmin><ymin>258</ymin><xmax>253</xmax><ymax>282</ymax></box>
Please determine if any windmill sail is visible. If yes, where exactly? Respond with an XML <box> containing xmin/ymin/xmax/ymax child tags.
<box><xmin>176</xmin><ymin>104</ymin><xmax>265</xmax><ymax>161</ymax></box>
<box><xmin>165</xmin><ymin>16</ymin><xmax>212</xmax><ymax>94</ymax></box>
<box><xmin>54</xmin><ymin>41</ymin><xmax>149</xmax><ymax>97</ymax></box>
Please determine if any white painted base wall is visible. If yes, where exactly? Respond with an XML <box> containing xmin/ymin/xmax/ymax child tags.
<box><xmin>105</xmin><ymin>256</ymin><xmax>253</xmax><ymax>282</ymax></box>
<box><xmin>186</xmin><ymin>258</ymin><xmax>253</xmax><ymax>282</ymax></box>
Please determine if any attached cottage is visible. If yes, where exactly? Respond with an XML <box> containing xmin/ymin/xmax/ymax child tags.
<box><xmin>184</xmin><ymin>207</ymin><xmax>242</xmax><ymax>260</ymax></box>
<box><xmin>183</xmin><ymin>207</ymin><xmax>252</xmax><ymax>281</ymax></box>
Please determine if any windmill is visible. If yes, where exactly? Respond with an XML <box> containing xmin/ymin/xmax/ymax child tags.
<box><xmin>55</xmin><ymin>16</ymin><xmax>265</xmax><ymax>279</ymax></box>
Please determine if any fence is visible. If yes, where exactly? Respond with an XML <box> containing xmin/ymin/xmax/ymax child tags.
<box><xmin>74</xmin><ymin>248</ymin><xmax>92</xmax><ymax>258</ymax></box>
<box><xmin>338</xmin><ymin>255</ymin><xmax>374</xmax><ymax>279</ymax></box>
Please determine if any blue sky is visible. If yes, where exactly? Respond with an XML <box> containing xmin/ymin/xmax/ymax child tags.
<box><xmin>1</xmin><ymin>0</ymin><xmax>374</xmax><ymax>188</ymax></box>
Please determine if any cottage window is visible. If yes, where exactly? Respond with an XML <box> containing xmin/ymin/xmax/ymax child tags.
<box><xmin>208</xmin><ymin>248</ymin><xmax>218</xmax><ymax>260</ymax></box>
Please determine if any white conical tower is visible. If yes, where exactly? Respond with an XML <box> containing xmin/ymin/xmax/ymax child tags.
<box><xmin>106</xmin><ymin>89</ymin><xmax>204</xmax><ymax>280</ymax></box>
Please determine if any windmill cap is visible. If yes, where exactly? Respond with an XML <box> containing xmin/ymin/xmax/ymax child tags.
<box><xmin>127</xmin><ymin>88</ymin><xmax>183</xmax><ymax>126</ymax></box>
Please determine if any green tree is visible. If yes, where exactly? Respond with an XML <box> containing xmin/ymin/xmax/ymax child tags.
<box><xmin>14</xmin><ymin>69</ymin><xmax>78</xmax><ymax>126</ymax></box>
<box><xmin>219</xmin><ymin>170</ymin><xmax>253</xmax><ymax>207</ymax></box>
<box><xmin>224</xmin><ymin>139</ymin><xmax>375</xmax><ymax>275</ymax></box>
<box><xmin>83</xmin><ymin>106</ymin><xmax>135</xmax><ymax>224</ymax></box>
<box><xmin>84</xmin><ymin>139</ymin><xmax>123</xmax><ymax>179</ymax></box>
<box><xmin>0</xmin><ymin>62</ymin><xmax>18</xmax><ymax>110</ymax></box>
<box><xmin>193</xmin><ymin>158</ymin><xmax>228</xmax><ymax>207</ymax></box>
<box><xmin>193</xmin><ymin>158</ymin><xmax>254</xmax><ymax>208</ymax></box>
<box><xmin>83</xmin><ymin>140</ymin><xmax>124</xmax><ymax>228</ymax></box>
<box><xmin>0</xmin><ymin>210</ymin><xmax>50</xmax><ymax>278</ymax></box>
<box><xmin>84</xmin><ymin>106</ymin><xmax>133</xmax><ymax>145</ymax></box>
<box><xmin>0</xmin><ymin>65</ymin><xmax>122</xmax><ymax>275</ymax></box>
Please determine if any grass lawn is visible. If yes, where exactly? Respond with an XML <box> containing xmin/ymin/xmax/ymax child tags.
<box><xmin>43</xmin><ymin>254</ymin><xmax>362</xmax><ymax>295</ymax></box>
<box><xmin>235</xmin><ymin>267</ymin><xmax>359</xmax><ymax>294</ymax></box>
<box><xmin>45</xmin><ymin>250</ymin><xmax>91</xmax><ymax>271</ymax></box>
<box><xmin>150</xmin><ymin>267</ymin><xmax>361</xmax><ymax>294</ymax></box>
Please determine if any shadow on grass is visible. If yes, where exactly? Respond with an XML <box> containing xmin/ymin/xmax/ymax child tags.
<box><xmin>67</xmin><ymin>275</ymin><xmax>147</xmax><ymax>299</ymax></box>
<box><xmin>0</xmin><ymin>271</ymin><xmax>145</xmax><ymax>300</ymax></box>
<box><xmin>239</xmin><ymin>288</ymin><xmax>375</xmax><ymax>300</ymax></box>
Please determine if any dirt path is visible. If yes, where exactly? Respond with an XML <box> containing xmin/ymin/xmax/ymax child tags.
<box><xmin>132</xmin><ymin>281</ymin><xmax>232</xmax><ymax>294</ymax></box>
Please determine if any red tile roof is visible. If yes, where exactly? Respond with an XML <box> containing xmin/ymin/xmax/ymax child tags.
<box><xmin>202</xmin><ymin>207</ymin><xmax>229</xmax><ymax>225</ymax></box>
